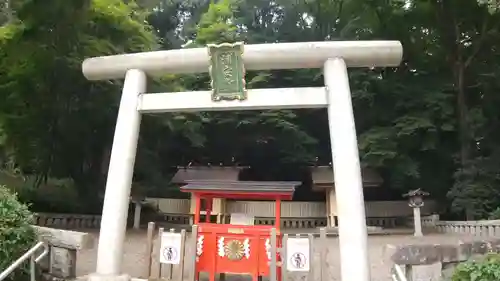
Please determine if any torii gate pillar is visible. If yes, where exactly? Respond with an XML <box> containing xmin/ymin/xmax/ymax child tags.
<box><xmin>82</xmin><ymin>41</ymin><xmax>403</xmax><ymax>281</ymax></box>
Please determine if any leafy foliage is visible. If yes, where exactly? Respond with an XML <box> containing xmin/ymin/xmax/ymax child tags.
<box><xmin>0</xmin><ymin>0</ymin><xmax>159</xmax><ymax>209</ymax></box>
<box><xmin>488</xmin><ymin>207</ymin><xmax>500</xmax><ymax>219</ymax></box>
<box><xmin>0</xmin><ymin>185</ymin><xmax>36</xmax><ymax>281</ymax></box>
<box><xmin>452</xmin><ymin>253</ymin><xmax>500</xmax><ymax>281</ymax></box>
<box><xmin>0</xmin><ymin>0</ymin><xmax>500</xmax><ymax>217</ymax></box>
<box><xmin>196</xmin><ymin>0</ymin><xmax>239</xmax><ymax>45</ymax></box>
<box><xmin>449</xmin><ymin>156</ymin><xmax>500</xmax><ymax>219</ymax></box>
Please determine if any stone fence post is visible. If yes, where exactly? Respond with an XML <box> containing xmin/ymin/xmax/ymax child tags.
<box><xmin>34</xmin><ymin>226</ymin><xmax>95</xmax><ymax>280</ymax></box>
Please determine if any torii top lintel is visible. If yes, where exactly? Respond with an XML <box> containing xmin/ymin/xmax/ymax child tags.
<box><xmin>82</xmin><ymin>40</ymin><xmax>403</xmax><ymax>81</ymax></box>
<box><xmin>179</xmin><ymin>180</ymin><xmax>300</xmax><ymax>200</ymax></box>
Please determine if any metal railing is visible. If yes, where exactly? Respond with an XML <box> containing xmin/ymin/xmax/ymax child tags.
<box><xmin>391</xmin><ymin>264</ymin><xmax>408</xmax><ymax>281</ymax></box>
<box><xmin>0</xmin><ymin>241</ymin><xmax>49</xmax><ymax>281</ymax></box>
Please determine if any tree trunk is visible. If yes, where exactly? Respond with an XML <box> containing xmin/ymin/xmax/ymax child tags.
<box><xmin>456</xmin><ymin>64</ymin><xmax>474</xmax><ymax>220</ymax></box>
<box><xmin>456</xmin><ymin>64</ymin><xmax>469</xmax><ymax>166</ymax></box>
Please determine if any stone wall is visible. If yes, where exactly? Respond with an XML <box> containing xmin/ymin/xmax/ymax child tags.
<box><xmin>385</xmin><ymin>238</ymin><xmax>500</xmax><ymax>281</ymax></box>
<box><xmin>34</xmin><ymin>226</ymin><xmax>94</xmax><ymax>280</ymax></box>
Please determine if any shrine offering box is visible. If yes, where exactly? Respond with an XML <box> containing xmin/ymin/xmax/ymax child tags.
<box><xmin>180</xmin><ymin>180</ymin><xmax>300</xmax><ymax>281</ymax></box>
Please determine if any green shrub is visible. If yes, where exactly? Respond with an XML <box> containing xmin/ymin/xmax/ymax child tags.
<box><xmin>1</xmin><ymin>171</ymin><xmax>89</xmax><ymax>213</ymax></box>
<box><xmin>451</xmin><ymin>253</ymin><xmax>500</xmax><ymax>281</ymax></box>
<box><xmin>15</xmin><ymin>177</ymin><xmax>87</xmax><ymax>214</ymax></box>
<box><xmin>0</xmin><ymin>185</ymin><xmax>37</xmax><ymax>281</ymax></box>
<box><xmin>488</xmin><ymin>207</ymin><xmax>500</xmax><ymax>219</ymax></box>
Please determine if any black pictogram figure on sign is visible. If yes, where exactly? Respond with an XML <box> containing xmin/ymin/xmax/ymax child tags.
<box><xmin>163</xmin><ymin>246</ymin><xmax>178</xmax><ymax>262</ymax></box>
<box><xmin>290</xmin><ymin>252</ymin><xmax>306</xmax><ymax>269</ymax></box>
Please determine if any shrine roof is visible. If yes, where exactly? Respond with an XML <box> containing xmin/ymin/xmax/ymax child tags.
<box><xmin>171</xmin><ymin>166</ymin><xmax>383</xmax><ymax>188</ymax></box>
<box><xmin>171</xmin><ymin>166</ymin><xmax>246</xmax><ymax>184</ymax></box>
<box><xmin>180</xmin><ymin>180</ymin><xmax>300</xmax><ymax>199</ymax></box>
<box><xmin>310</xmin><ymin>166</ymin><xmax>383</xmax><ymax>187</ymax></box>
<box><xmin>403</xmin><ymin>188</ymin><xmax>430</xmax><ymax>197</ymax></box>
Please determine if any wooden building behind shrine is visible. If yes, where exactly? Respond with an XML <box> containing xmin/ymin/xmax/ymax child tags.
<box><xmin>144</xmin><ymin>166</ymin><xmax>437</xmax><ymax>229</ymax></box>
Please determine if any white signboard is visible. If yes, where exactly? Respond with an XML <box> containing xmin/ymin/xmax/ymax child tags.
<box><xmin>160</xmin><ymin>232</ymin><xmax>182</xmax><ymax>264</ymax></box>
<box><xmin>230</xmin><ymin>213</ymin><xmax>254</xmax><ymax>225</ymax></box>
<box><xmin>286</xmin><ymin>238</ymin><xmax>310</xmax><ymax>272</ymax></box>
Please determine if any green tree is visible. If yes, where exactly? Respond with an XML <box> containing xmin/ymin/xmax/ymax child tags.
<box><xmin>1</xmin><ymin>0</ymin><xmax>500</xmax><ymax>217</ymax></box>
<box><xmin>0</xmin><ymin>185</ymin><xmax>36</xmax><ymax>281</ymax></box>
<box><xmin>0</xmin><ymin>0</ymin><xmax>158</xmax><ymax>208</ymax></box>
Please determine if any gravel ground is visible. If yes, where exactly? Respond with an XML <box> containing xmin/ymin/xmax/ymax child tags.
<box><xmin>76</xmin><ymin>229</ymin><xmax>477</xmax><ymax>281</ymax></box>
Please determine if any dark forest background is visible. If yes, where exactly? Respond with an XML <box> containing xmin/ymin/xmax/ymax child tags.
<box><xmin>1</xmin><ymin>0</ymin><xmax>500</xmax><ymax>219</ymax></box>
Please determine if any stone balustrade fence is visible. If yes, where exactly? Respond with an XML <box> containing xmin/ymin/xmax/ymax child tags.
<box><xmin>33</xmin><ymin>199</ymin><xmax>433</xmax><ymax>230</ymax></box>
<box><xmin>33</xmin><ymin>210</ymin><xmax>500</xmax><ymax>234</ymax></box>
<box><xmin>33</xmin><ymin>212</ymin><xmax>410</xmax><ymax>230</ymax></box>
<box><xmin>34</xmin><ymin>213</ymin><xmax>101</xmax><ymax>229</ymax></box>
<box><xmin>34</xmin><ymin>206</ymin><xmax>500</xmax><ymax>235</ymax></box>
<box><xmin>434</xmin><ymin>219</ymin><xmax>500</xmax><ymax>237</ymax></box>
<box><xmin>411</xmin><ymin>215</ymin><xmax>500</xmax><ymax>237</ymax></box>
<box><xmin>145</xmin><ymin>198</ymin><xmax>438</xmax><ymax>218</ymax></box>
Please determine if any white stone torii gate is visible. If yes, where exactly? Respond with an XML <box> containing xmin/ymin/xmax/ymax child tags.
<box><xmin>82</xmin><ymin>41</ymin><xmax>403</xmax><ymax>281</ymax></box>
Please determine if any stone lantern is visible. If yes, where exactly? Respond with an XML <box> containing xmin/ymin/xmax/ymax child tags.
<box><xmin>403</xmin><ymin>189</ymin><xmax>429</xmax><ymax>237</ymax></box>
<box><xmin>130</xmin><ymin>192</ymin><xmax>147</xmax><ymax>230</ymax></box>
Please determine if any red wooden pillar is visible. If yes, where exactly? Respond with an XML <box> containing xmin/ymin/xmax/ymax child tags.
<box><xmin>194</xmin><ymin>194</ymin><xmax>201</xmax><ymax>224</ymax></box>
<box><xmin>275</xmin><ymin>197</ymin><xmax>282</xmax><ymax>281</ymax></box>
<box><xmin>205</xmin><ymin>197</ymin><xmax>213</xmax><ymax>223</ymax></box>
<box><xmin>275</xmin><ymin>198</ymin><xmax>281</xmax><ymax>231</ymax></box>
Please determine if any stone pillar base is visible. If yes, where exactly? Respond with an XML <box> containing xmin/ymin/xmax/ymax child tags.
<box><xmin>49</xmin><ymin>246</ymin><xmax>77</xmax><ymax>278</ymax></box>
<box><xmin>87</xmin><ymin>273</ymin><xmax>131</xmax><ymax>281</ymax></box>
